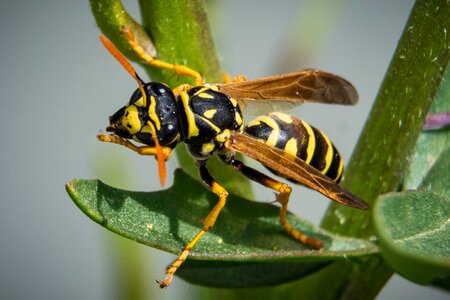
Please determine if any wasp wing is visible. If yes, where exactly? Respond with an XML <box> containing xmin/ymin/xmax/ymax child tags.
<box><xmin>217</xmin><ymin>70</ymin><xmax>358</xmax><ymax>115</ymax></box>
<box><xmin>226</xmin><ymin>131</ymin><xmax>368</xmax><ymax>209</ymax></box>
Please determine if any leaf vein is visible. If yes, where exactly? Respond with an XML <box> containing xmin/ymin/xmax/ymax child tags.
<box><xmin>394</xmin><ymin>216</ymin><xmax>450</xmax><ymax>243</ymax></box>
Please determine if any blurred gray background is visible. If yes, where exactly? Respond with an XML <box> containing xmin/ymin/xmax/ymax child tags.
<box><xmin>0</xmin><ymin>0</ymin><xmax>448</xmax><ymax>299</ymax></box>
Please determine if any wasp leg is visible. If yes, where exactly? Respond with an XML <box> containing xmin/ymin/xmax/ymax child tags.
<box><xmin>97</xmin><ymin>133</ymin><xmax>172</xmax><ymax>159</ymax></box>
<box><xmin>158</xmin><ymin>160</ymin><xmax>229</xmax><ymax>288</ymax></box>
<box><xmin>121</xmin><ymin>27</ymin><xmax>204</xmax><ymax>86</ymax></box>
<box><xmin>172</xmin><ymin>84</ymin><xmax>191</xmax><ymax>97</ymax></box>
<box><xmin>219</xmin><ymin>155</ymin><xmax>323</xmax><ymax>249</ymax></box>
<box><xmin>232</xmin><ymin>75</ymin><xmax>247</xmax><ymax>82</ymax></box>
<box><xmin>222</xmin><ymin>73</ymin><xmax>248</xmax><ymax>84</ymax></box>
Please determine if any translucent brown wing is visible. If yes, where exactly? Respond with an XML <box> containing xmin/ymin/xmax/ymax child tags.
<box><xmin>226</xmin><ymin>131</ymin><xmax>369</xmax><ymax>209</ymax></box>
<box><xmin>217</xmin><ymin>70</ymin><xmax>358</xmax><ymax>115</ymax></box>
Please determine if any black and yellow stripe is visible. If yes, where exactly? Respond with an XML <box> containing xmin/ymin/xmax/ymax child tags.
<box><xmin>244</xmin><ymin>112</ymin><xmax>343</xmax><ymax>183</ymax></box>
<box><xmin>177</xmin><ymin>86</ymin><xmax>244</xmax><ymax>159</ymax></box>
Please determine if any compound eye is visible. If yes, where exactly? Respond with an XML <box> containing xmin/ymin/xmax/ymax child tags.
<box><xmin>109</xmin><ymin>106</ymin><xmax>126</xmax><ymax>124</ymax></box>
<box><xmin>121</xmin><ymin>105</ymin><xmax>142</xmax><ymax>135</ymax></box>
<box><xmin>129</xmin><ymin>87</ymin><xmax>143</xmax><ymax>105</ymax></box>
<box><xmin>150</xmin><ymin>82</ymin><xmax>171</xmax><ymax>96</ymax></box>
<box><xmin>134</xmin><ymin>132</ymin><xmax>154</xmax><ymax>145</ymax></box>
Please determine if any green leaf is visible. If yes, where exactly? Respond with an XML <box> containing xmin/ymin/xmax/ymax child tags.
<box><xmin>177</xmin><ymin>260</ymin><xmax>330</xmax><ymax>288</ymax></box>
<box><xmin>373</xmin><ymin>190</ymin><xmax>450</xmax><ymax>286</ymax></box>
<box><xmin>67</xmin><ymin>170</ymin><xmax>376</xmax><ymax>287</ymax></box>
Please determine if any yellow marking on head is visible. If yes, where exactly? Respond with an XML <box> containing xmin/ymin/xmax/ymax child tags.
<box><xmin>284</xmin><ymin>138</ymin><xmax>298</xmax><ymax>158</ymax></box>
<box><xmin>146</xmin><ymin>121</ymin><xmax>158</xmax><ymax>136</ymax></box>
<box><xmin>301</xmin><ymin>120</ymin><xmax>316</xmax><ymax>164</ymax></box>
<box><xmin>215</xmin><ymin>129</ymin><xmax>230</xmax><ymax>143</ymax></box>
<box><xmin>203</xmin><ymin>109</ymin><xmax>217</xmax><ymax>119</ymax></box>
<box><xmin>148</xmin><ymin>95</ymin><xmax>161</xmax><ymax>130</ymax></box>
<box><xmin>122</xmin><ymin>105</ymin><xmax>141</xmax><ymax>135</ymax></box>
<box><xmin>261</xmin><ymin>117</ymin><xmax>280</xmax><ymax>147</ymax></box>
<box><xmin>271</xmin><ymin>112</ymin><xmax>293</xmax><ymax>124</ymax></box>
<box><xmin>201</xmin><ymin>142</ymin><xmax>216</xmax><ymax>155</ymax></box>
<box><xmin>140</xmin><ymin>124</ymin><xmax>152</xmax><ymax>134</ymax></box>
<box><xmin>138</xmin><ymin>83</ymin><xmax>147</xmax><ymax>108</ymax></box>
<box><xmin>134</xmin><ymin>96</ymin><xmax>145</xmax><ymax>107</ymax></box>
<box><xmin>320</xmin><ymin>133</ymin><xmax>334</xmax><ymax>174</ymax></box>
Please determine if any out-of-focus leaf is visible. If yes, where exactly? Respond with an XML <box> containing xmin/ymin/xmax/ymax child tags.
<box><xmin>373</xmin><ymin>190</ymin><xmax>450</xmax><ymax>286</ymax></box>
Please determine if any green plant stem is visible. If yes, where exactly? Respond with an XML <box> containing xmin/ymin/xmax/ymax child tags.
<box><xmin>138</xmin><ymin>0</ymin><xmax>222</xmax><ymax>86</ymax></box>
<box><xmin>312</xmin><ymin>0</ymin><xmax>449</xmax><ymax>298</ymax></box>
<box><xmin>90</xmin><ymin>0</ymin><xmax>156</xmax><ymax>61</ymax></box>
<box><xmin>322</xmin><ymin>0</ymin><xmax>449</xmax><ymax>234</ymax></box>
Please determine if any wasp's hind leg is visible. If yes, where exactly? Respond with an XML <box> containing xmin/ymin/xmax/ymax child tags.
<box><xmin>219</xmin><ymin>155</ymin><xmax>323</xmax><ymax>249</ymax></box>
<box><xmin>158</xmin><ymin>160</ymin><xmax>229</xmax><ymax>288</ymax></box>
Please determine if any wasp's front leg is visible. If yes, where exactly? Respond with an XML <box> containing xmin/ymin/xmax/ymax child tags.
<box><xmin>158</xmin><ymin>160</ymin><xmax>229</xmax><ymax>288</ymax></box>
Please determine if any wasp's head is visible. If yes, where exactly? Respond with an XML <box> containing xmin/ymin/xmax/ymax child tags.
<box><xmin>106</xmin><ymin>82</ymin><xmax>181</xmax><ymax>148</ymax></box>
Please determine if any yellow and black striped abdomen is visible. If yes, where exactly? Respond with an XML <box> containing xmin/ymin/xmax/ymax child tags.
<box><xmin>244</xmin><ymin>112</ymin><xmax>343</xmax><ymax>183</ymax></box>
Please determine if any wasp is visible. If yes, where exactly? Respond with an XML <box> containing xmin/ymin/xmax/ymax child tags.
<box><xmin>97</xmin><ymin>28</ymin><xmax>369</xmax><ymax>288</ymax></box>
